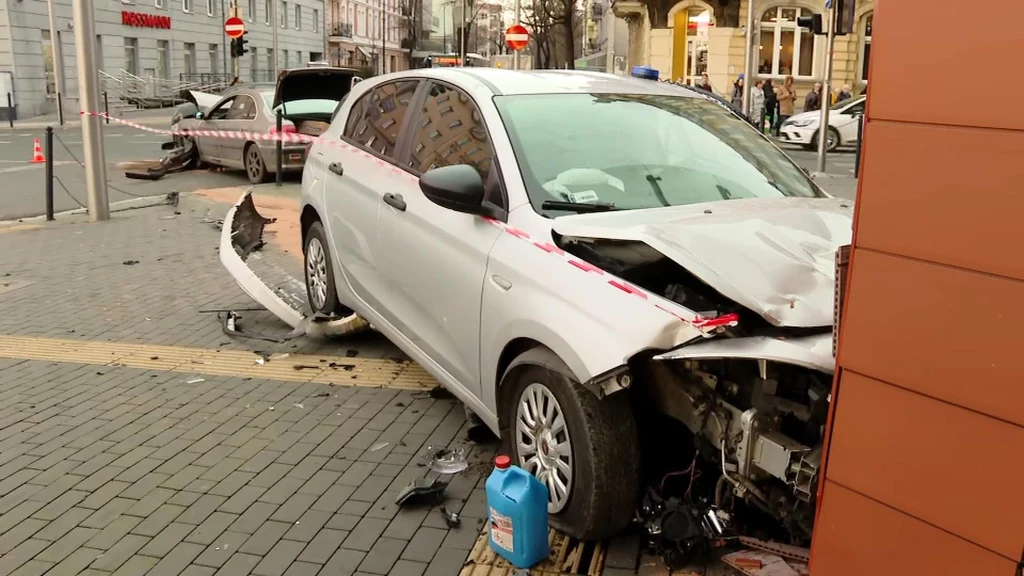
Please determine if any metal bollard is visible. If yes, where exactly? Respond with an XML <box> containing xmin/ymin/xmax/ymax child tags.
<box><xmin>275</xmin><ymin>110</ymin><xmax>283</xmax><ymax>187</ymax></box>
<box><xmin>6</xmin><ymin>93</ymin><xmax>12</xmax><ymax>128</ymax></box>
<box><xmin>45</xmin><ymin>127</ymin><xmax>54</xmax><ymax>221</ymax></box>
<box><xmin>854</xmin><ymin>115</ymin><xmax>864</xmax><ymax>177</ymax></box>
<box><xmin>103</xmin><ymin>91</ymin><xmax>110</xmax><ymax>124</ymax></box>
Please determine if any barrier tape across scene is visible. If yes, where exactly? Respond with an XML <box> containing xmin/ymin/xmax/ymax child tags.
<box><xmin>81</xmin><ymin>110</ymin><xmax>740</xmax><ymax>336</ymax></box>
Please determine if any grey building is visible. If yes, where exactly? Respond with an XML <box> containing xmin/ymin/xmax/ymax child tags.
<box><xmin>0</xmin><ymin>0</ymin><xmax>326</xmax><ymax>118</ymax></box>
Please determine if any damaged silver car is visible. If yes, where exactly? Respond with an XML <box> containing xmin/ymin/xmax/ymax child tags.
<box><xmin>222</xmin><ymin>68</ymin><xmax>852</xmax><ymax>543</ymax></box>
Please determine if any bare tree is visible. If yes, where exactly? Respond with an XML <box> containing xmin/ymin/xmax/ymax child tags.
<box><xmin>521</xmin><ymin>0</ymin><xmax>581</xmax><ymax>68</ymax></box>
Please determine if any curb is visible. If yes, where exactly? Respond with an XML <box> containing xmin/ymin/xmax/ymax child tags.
<box><xmin>0</xmin><ymin>194</ymin><xmax>175</xmax><ymax>227</ymax></box>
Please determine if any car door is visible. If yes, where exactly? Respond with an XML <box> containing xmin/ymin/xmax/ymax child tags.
<box><xmin>220</xmin><ymin>94</ymin><xmax>258</xmax><ymax>168</ymax></box>
<box><xmin>197</xmin><ymin>96</ymin><xmax>235</xmax><ymax>162</ymax></box>
<box><xmin>321</xmin><ymin>78</ymin><xmax>421</xmax><ymax>313</ymax></box>
<box><xmin>835</xmin><ymin>99</ymin><xmax>865</xmax><ymax>144</ymax></box>
<box><xmin>374</xmin><ymin>80</ymin><xmax>504</xmax><ymax>393</ymax></box>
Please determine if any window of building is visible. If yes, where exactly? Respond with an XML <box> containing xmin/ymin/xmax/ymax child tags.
<box><xmin>860</xmin><ymin>13</ymin><xmax>872</xmax><ymax>82</ymax></box>
<box><xmin>206</xmin><ymin>0</ymin><xmax>214</xmax><ymax>16</ymax></box>
<box><xmin>251</xmin><ymin>50</ymin><xmax>259</xmax><ymax>80</ymax></box>
<box><xmin>124</xmin><ymin>37</ymin><xmax>139</xmax><ymax>76</ymax></box>
<box><xmin>156</xmin><ymin>0</ymin><xmax>165</xmax><ymax>8</ymax></box>
<box><xmin>295</xmin><ymin>4</ymin><xmax>301</xmax><ymax>29</ymax></box>
<box><xmin>96</xmin><ymin>35</ymin><xmax>104</xmax><ymax>71</ymax></box>
<box><xmin>183</xmin><ymin>0</ymin><xmax>193</xmax><ymax>13</ymax></box>
<box><xmin>248</xmin><ymin>0</ymin><xmax>256</xmax><ymax>20</ymax></box>
<box><xmin>281</xmin><ymin>1</ymin><xmax>287</xmax><ymax>27</ymax></box>
<box><xmin>758</xmin><ymin>6</ymin><xmax>818</xmax><ymax>78</ymax></box>
<box><xmin>156</xmin><ymin>40</ymin><xmax>169</xmax><ymax>79</ymax></box>
<box><xmin>209</xmin><ymin>44</ymin><xmax>219</xmax><ymax>74</ymax></box>
<box><xmin>283</xmin><ymin>50</ymin><xmax>290</xmax><ymax>68</ymax></box>
<box><xmin>313</xmin><ymin>8</ymin><xmax>319</xmax><ymax>32</ymax></box>
<box><xmin>265</xmin><ymin>0</ymin><xmax>271</xmax><ymax>23</ymax></box>
<box><xmin>42</xmin><ymin>30</ymin><xmax>56</xmax><ymax>96</ymax></box>
<box><xmin>266</xmin><ymin>48</ymin><xmax>274</xmax><ymax>72</ymax></box>
<box><xmin>184</xmin><ymin>42</ymin><xmax>196</xmax><ymax>75</ymax></box>
<box><xmin>408</xmin><ymin>82</ymin><xmax>494</xmax><ymax>181</ymax></box>
<box><xmin>345</xmin><ymin>80</ymin><xmax>419</xmax><ymax>159</ymax></box>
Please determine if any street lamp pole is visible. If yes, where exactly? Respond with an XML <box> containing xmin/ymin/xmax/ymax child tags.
<box><xmin>816</xmin><ymin>2</ymin><xmax>836</xmax><ymax>173</ymax></box>
<box><xmin>45</xmin><ymin>0</ymin><xmax>66</xmax><ymax>125</ymax></box>
<box><xmin>272</xmin><ymin>0</ymin><xmax>280</xmax><ymax>79</ymax></box>
<box><xmin>72</xmin><ymin>0</ymin><xmax>109</xmax><ymax>221</ymax></box>
<box><xmin>740</xmin><ymin>0</ymin><xmax>755</xmax><ymax>118</ymax></box>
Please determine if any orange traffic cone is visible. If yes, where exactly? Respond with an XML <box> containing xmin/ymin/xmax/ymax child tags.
<box><xmin>30</xmin><ymin>138</ymin><xmax>45</xmax><ymax>163</ymax></box>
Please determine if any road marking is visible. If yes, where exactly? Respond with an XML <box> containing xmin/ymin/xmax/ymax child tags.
<box><xmin>0</xmin><ymin>335</ymin><xmax>435</xmax><ymax>390</ymax></box>
<box><xmin>0</xmin><ymin>161</ymin><xmax>74</xmax><ymax>173</ymax></box>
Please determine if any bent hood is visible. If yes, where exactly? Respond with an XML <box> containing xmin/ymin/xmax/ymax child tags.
<box><xmin>551</xmin><ymin>197</ymin><xmax>854</xmax><ymax>328</ymax></box>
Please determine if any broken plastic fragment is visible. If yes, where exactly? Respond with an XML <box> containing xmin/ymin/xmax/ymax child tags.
<box><xmin>186</xmin><ymin>377</ymin><xmax>205</xmax><ymax>384</ymax></box>
<box><xmin>440</xmin><ymin>506</ymin><xmax>461</xmax><ymax>528</ymax></box>
<box><xmin>293</xmin><ymin>403</ymin><xmax>304</xmax><ymax>409</ymax></box>
<box><xmin>423</xmin><ymin>446</ymin><xmax>468</xmax><ymax>475</ymax></box>
<box><xmin>395</xmin><ymin>477</ymin><xmax>447</xmax><ymax>507</ymax></box>
<box><xmin>369</xmin><ymin>441</ymin><xmax>389</xmax><ymax>452</ymax></box>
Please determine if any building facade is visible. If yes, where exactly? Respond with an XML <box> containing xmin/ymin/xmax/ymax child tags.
<box><xmin>579</xmin><ymin>0</ymin><xmax>629</xmax><ymax>73</ymax></box>
<box><xmin>613</xmin><ymin>0</ymin><xmax>874</xmax><ymax>105</ymax></box>
<box><xmin>0</xmin><ymin>0</ymin><xmax>328</xmax><ymax>118</ymax></box>
<box><xmin>325</xmin><ymin>0</ymin><xmax>409</xmax><ymax>72</ymax></box>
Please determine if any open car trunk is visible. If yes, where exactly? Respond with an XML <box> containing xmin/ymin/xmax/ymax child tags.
<box><xmin>272</xmin><ymin>67</ymin><xmax>361</xmax><ymax>136</ymax></box>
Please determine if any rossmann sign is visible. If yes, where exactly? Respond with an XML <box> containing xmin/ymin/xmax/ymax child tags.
<box><xmin>121</xmin><ymin>11</ymin><xmax>172</xmax><ymax>29</ymax></box>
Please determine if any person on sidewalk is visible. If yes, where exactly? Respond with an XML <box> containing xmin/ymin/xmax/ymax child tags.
<box><xmin>804</xmin><ymin>82</ymin><xmax>823</xmax><ymax>113</ymax></box>
<box><xmin>762</xmin><ymin>79</ymin><xmax>778</xmax><ymax>135</ymax></box>
<box><xmin>836</xmin><ymin>84</ymin><xmax>853</xmax><ymax>103</ymax></box>
<box><xmin>750</xmin><ymin>79</ymin><xmax>766</xmax><ymax>131</ymax></box>
<box><xmin>697</xmin><ymin>73</ymin><xmax>714</xmax><ymax>94</ymax></box>
<box><xmin>773</xmin><ymin>75</ymin><xmax>797</xmax><ymax>136</ymax></box>
<box><xmin>730</xmin><ymin>74</ymin><xmax>745</xmax><ymax>109</ymax></box>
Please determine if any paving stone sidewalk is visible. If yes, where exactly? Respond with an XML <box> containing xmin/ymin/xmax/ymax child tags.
<box><xmin>0</xmin><ymin>195</ymin><xmax>502</xmax><ymax>576</ymax></box>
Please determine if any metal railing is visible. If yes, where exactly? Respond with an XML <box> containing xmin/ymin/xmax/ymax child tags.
<box><xmin>331</xmin><ymin>23</ymin><xmax>353</xmax><ymax>37</ymax></box>
<box><xmin>98</xmin><ymin>69</ymin><xmax>233</xmax><ymax>110</ymax></box>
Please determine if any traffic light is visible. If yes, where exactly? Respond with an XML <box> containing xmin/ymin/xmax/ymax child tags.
<box><xmin>796</xmin><ymin>13</ymin><xmax>824</xmax><ymax>35</ymax></box>
<box><xmin>238</xmin><ymin>32</ymin><xmax>249</xmax><ymax>56</ymax></box>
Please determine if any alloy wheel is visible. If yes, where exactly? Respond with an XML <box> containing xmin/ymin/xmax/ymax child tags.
<box><xmin>515</xmin><ymin>382</ymin><xmax>574</xmax><ymax>513</ymax></box>
<box><xmin>305</xmin><ymin>237</ymin><xmax>329</xmax><ymax>311</ymax></box>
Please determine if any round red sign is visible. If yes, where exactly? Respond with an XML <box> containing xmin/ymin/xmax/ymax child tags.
<box><xmin>504</xmin><ymin>24</ymin><xmax>530</xmax><ymax>52</ymax></box>
<box><xmin>224</xmin><ymin>16</ymin><xmax>246</xmax><ymax>39</ymax></box>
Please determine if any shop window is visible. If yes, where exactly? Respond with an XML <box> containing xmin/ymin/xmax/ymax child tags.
<box><xmin>860</xmin><ymin>13</ymin><xmax>872</xmax><ymax>82</ymax></box>
<box><xmin>124</xmin><ymin>37</ymin><xmax>139</xmax><ymax>76</ymax></box>
<box><xmin>156</xmin><ymin>40</ymin><xmax>169</xmax><ymax>79</ymax></box>
<box><xmin>758</xmin><ymin>6</ymin><xmax>819</xmax><ymax>78</ymax></box>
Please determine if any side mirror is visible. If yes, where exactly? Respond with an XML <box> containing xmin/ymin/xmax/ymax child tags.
<box><xmin>419</xmin><ymin>164</ymin><xmax>485</xmax><ymax>215</ymax></box>
<box><xmin>194</xmin><ymin>111</ymin><xmax>204</xmax><ymax>119</ymax></box>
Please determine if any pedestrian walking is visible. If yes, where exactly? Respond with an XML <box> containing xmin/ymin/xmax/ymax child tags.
<box><xmin>697</xmin><ymin>73</ymin><xmax>714</xmax><ymax>94</ymax></box>
<box><xmin>763</xmin><ymin>79</ymin><xmax>778</xmax><ymax>135</ymax></box>
<box><xmin>750</xmin><ymin>79</ymin><xmax>766</xmax><ymax>131</ymax></box>
<box><xmin>773</xmin><ymin>75</ymin><xmax>797</xmax><ymax>136</ymax></box>
<box><xmin>837</xmin><ymin>84</ymin><xmax>853</xmax><ymax>103</ymax></box>
<box><xmin>731</xmin><ymin>74</ymin><xmax>745</xmax><ymax>109</ymax></box>
<box><xmin>804</xmin><ymin>82</ymin><xmax>822</xmax><ymax>113</ymax></box>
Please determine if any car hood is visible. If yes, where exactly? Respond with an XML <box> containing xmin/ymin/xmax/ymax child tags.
<box><xmin>184</xmin><ymin>90</ymin><xmax>222</xmax><ymax>113</ymax></box>
<box><xmin>273</xmin><ymin>67</ymin><xmax>360</xmax><ymax>110</ymax></box>
<box><xmin>551</xmin><ymin>197</ymin><xmax>854</xmax><ymax>328</ymax></box>
<box><xmin>786</xmin><ymin>111</ymin><xmax>818</xmax><ymax>124</ymax></box>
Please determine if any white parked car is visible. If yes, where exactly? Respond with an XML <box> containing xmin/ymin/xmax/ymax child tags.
<box><xmin>232</xmin><ymin>68</ymin><xmax>853</xmax><ymax>542</ymax></box>
<box><xmin>778</xmin><ymin>95</ymin><xmax>866</xmax><ymax>152</ymax></box>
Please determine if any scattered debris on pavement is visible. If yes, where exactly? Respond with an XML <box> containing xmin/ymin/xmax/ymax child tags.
<box><xmin>424</xmin><ymin>446</ymin><xmax>469</xmax><ymax>475</ymax></box>
<box><xmin>441</xmin><ymin>506</ymin><xmax>461</xmax><ymax>528</ymax></box>
<box><xmin>123</xmin><ymin>260</ymin><xmax>139</xmax><ymax>266</ymax></box>
<box><xmin>395</xmin><ymin>476</ymin><xmax>448</xmax><ymax>507</ymax></box>
<box><xmin>124</xmin><ymin>140</ymin><xmax>199</xmax><ymax>181</ymax></box>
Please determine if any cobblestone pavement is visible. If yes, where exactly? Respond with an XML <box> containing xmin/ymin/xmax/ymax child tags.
<box><xmin>0</xmin><ymin>194</ymin><xmax>503</xmax><ymax>576</ymax></box>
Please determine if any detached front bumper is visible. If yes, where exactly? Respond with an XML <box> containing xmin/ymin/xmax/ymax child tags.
<box><xmin>219</xmin><ymin>190</ymin><xmax>369</xmax><ymax>338</ymax></box>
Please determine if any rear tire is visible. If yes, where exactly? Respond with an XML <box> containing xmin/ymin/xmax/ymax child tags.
<box><xmin>303</xmin><ymin>221</ymin><xmax>350</xmax><ymax>316</ymax></box>
<box><xmin>502</xmin><ymin>349</ymin><xmax>639</xmax><ymax>541</ymax></box>
<box><xmin>244</xmin><ymin>143</ymin><xmax>270</xmax><ymax>184</ymax></box>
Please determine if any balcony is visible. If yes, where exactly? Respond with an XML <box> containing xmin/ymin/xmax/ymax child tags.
<box><xmin>330</xmin><ymin>23</ymin><xmax>353</xmax><ymax>38</ymax></box>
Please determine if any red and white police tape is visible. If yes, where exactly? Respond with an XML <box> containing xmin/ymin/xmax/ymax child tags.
<box><xmin>81</xmin><ymin>110</ymin><xmax>739</xmax><ymax>336</ymax></box>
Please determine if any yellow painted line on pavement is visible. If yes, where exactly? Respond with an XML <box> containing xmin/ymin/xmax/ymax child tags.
<box><xmin>461</xmin><ymin>525</ymin><xmax>605</xmax><ymax>576</ymax></box>
<box><xmin>0</xmin><ymin>335</ymin><xmax>437</xmax><ymax>391</ymax></box>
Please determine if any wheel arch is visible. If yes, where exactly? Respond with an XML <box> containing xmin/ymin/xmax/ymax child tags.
<box><xmin>300</xmin><ymin>204</ymin><xmax>322</xmax><ymax>250</ymax></box>
<box><xmin>495</xmin><ymin>342</ymin><xmax>575</xmax><ymax>434</ymax></box>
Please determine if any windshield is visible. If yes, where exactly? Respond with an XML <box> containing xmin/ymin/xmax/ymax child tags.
<box><xmin>494</xmin><ymin>93</ymin><xmax>824</xmax><ymax>216</ymax></box>
<box><xmin>261</xmin><ymin>93</ymin><xmax>338</xmax><ymax>116</ymax></box>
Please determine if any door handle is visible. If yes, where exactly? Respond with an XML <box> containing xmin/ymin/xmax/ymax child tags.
<box><xmin>328</xmin><ymin>162</ymin><xmax>344</xmax><ymax>176</ymax></box>
<box><xmin>383</xmin><ymin>193</ymin><xmax>406</xmax><ymax>212</ymax></box>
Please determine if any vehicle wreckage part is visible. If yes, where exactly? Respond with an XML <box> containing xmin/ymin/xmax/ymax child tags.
<box><xmin>501</xmin><ymin>346</ymin><xmax>639</xmax><ymax>541</ymax></box>
<box><xmin>124</xmin><ymin>139</ymin><xmax>199</xmax><ymax>181</ymax></box>
<box><xmin>220</xmin><ymin>190</ymin><xmax>369</xmax><ymax>338</ymax></box>
<box><xmin>653</xmin><ymin>334</ymin><xmax>836</xmax><ymax>374</ymax></box>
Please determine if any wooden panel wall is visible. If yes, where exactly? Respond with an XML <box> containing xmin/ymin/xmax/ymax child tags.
<box><xmin>809</xmin><ymin>0</ymin><xmax>1024</xmax><ymax>573</ymax></box>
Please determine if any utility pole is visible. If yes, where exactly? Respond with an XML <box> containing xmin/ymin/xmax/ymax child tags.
<box><xmin>816</xmin><ymin>2</ymin><xmax>836</xmax><ymax>173</ymax></box>
<box><xmin>740</xmin><ymin>0</ymin><xmax>755</xmax><ymax>117</ymax></box>
<box><xmin>45</xmin><ymin>0</ymin><xmax>66</xmax><ymax>125</ymax></box>
<box><xmin>605</xmin><ymin>9</ymin><xmax>615</xmax><ymax>74</ymax></box>
<box><xmin>459</xmin><ymin>0</ymin><xmax>467</xmax><ymax>64</ymax></box>
<box><xmin>72</xmin><ymin>0</ymin><xmax>109</xmax><ymax>221</ymax></box>
<box><xmin>221</xmin><ymin>0</ymin><xmax>229</xmax><ymax>77</ymax></box>
<box><xmin>272</xmin><ymin>0</ymin><xmax>279</xmax><ymax>79</ymax></box>
<box><xmin>380</xmin><ymin>2</ymin><xmax>386</xmax><ymax>74</ymax></box>
<box><xmin>233</xmin><ymin>0</ymin><xmax>241</xmax><ymax>78</ymax></box>
<box><xmin>512</xmin><ymin>0</ymin><xmax>520</xmax><ymax>70</ymax></box>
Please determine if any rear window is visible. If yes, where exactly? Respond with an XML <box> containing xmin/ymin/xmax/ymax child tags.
<box><xmin>262</xmin><ymin>93</ymin><xmax>338</xmax><ymax>116</ymax></box>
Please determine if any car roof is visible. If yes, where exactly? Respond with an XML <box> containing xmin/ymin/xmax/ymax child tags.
<box><xmin>389</xmin><ymin>68</ymin><xmax>704</xmax><ymax>98</ymax></box>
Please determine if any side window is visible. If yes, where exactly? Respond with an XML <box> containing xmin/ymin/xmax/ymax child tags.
<box><xmin>408</xmin><ymin>82</ymin><xmax>494</xmax><ymax>183</ymax></box>
<box><xmin>206</xmin><ymin>97</ymin><xmax>235</xmax><ymax>120</ymax></box>
<box><xmin>343</xmin><ymin>80</ymin><xmax>419</xmax><ymax>159</ymax></box>
<box><xmin>227</xmin><ymin>95</ymin><xmax>257</xmax><ymax>120</ymax></box>
<box><xmin>844</xmin><ymin>101</ymin><xmax>865</xmax><ymax>115</ymax></box>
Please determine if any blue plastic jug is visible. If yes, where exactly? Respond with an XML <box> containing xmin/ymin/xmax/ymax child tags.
<box><xmin>485</xmin><ymin>455</ymin><xmax>550</xmax><ymax>569</ymax></box>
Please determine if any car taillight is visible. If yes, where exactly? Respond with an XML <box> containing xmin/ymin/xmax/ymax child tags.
<box><xmin>269</xmin><ymin>122</ymin><xmax>297</xmax><ymax>134</ymax></box>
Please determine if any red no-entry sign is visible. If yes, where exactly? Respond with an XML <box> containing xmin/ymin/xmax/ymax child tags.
<box><xmin>504</xmin><ymin>24</ymin><xmax>530</xmax><ymax>51</ymax></box>
<box><xmin>225</xmin><ymin>17</ymin><xmax>246</xmax><ymax>38</ymax></box>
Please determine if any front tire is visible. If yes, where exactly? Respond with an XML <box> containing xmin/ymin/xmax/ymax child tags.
<box><xmin>814</xmin><ymin>127</ymin><xmax>841</xmax><ymax>152</ymax></box>
<box><xmin>502</xmin><ymin>349</ymin><xmax>639</xmax><ymax>540</ymax></box>
<box><xmin>304</xmin><ymin>221</ymin><xmax>350</xmax><ymax>316</ymax></box>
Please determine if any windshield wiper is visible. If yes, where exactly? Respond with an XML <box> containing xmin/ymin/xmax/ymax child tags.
<box><xmin>541</xmin><ymin>200</ymin><xmax>617</xmax><ymax>213</ymax></box>
<box><xmin>645</xmin><ymin>174</ymin><xmax>670</xmax><ymax>207</ymax></box>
